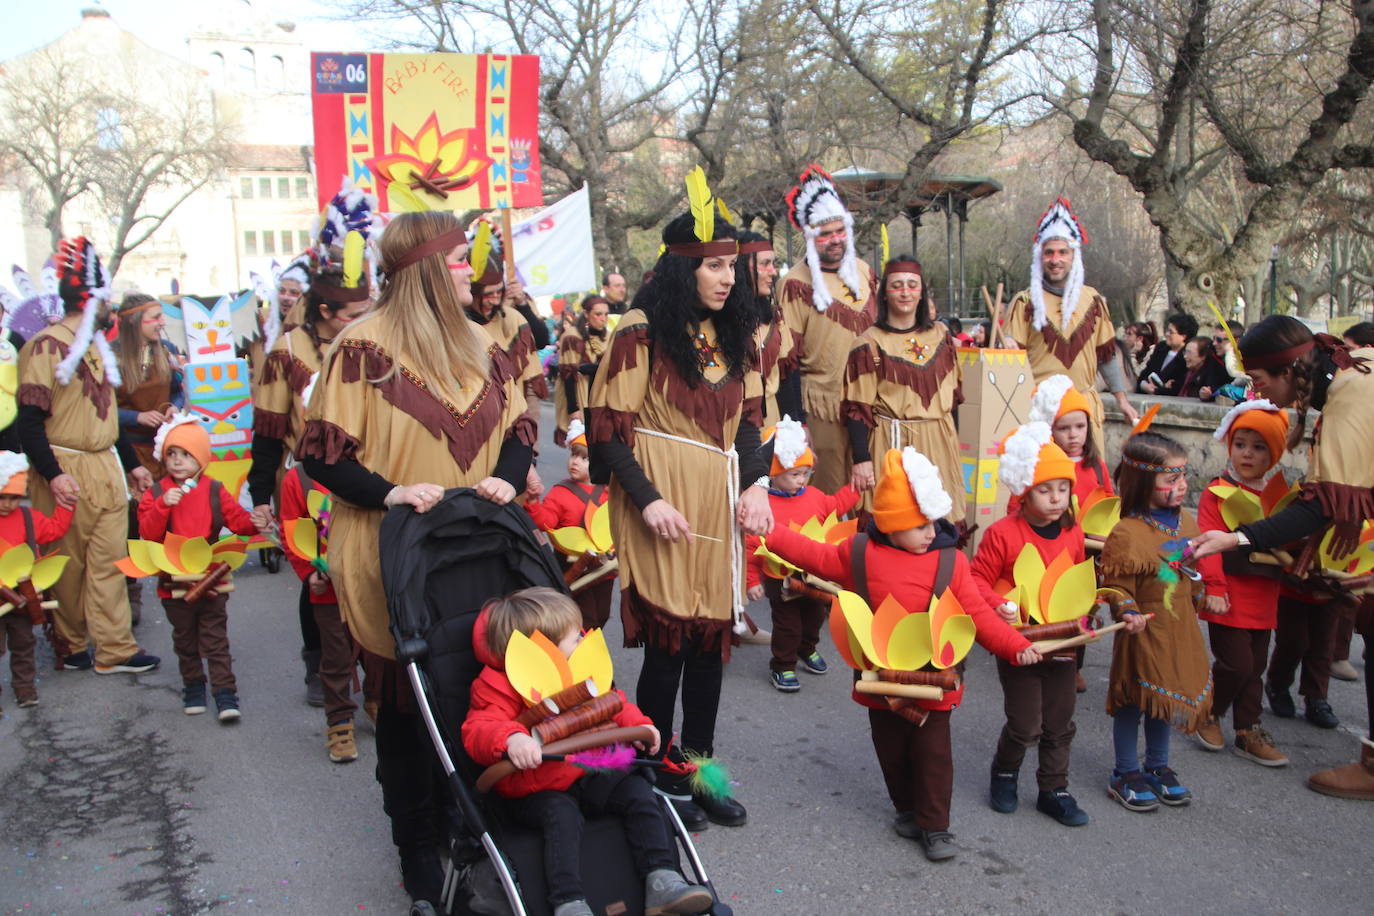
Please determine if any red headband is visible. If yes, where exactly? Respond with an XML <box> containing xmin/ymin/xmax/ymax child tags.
<box><xmin>739</xmin><ymin>239</ymin><xmax>773</xmax><ymax>255</ymax></box>
<box><xmin>1242</xmin><ymin>339</ymin><xmax>1314</xmax><ymax>370</ymax></box>
<box><xmin>311</xmin><ymin>279</ymin><xmax>371</xmax><ymax>303</ymax></box>
<box><xmin>884</xmin><ymin>260</ymin><xmax>922</xmax><ymax>279</ymax></box>
<box><xmin>665</xmin><ymin>240</ymin><xmax>738</xmax><ymax>258</ymax></box>
<box><xmin>384</xmin><ymin>226</ymin><xmax>467</xmax><ymax>277</ymax></box>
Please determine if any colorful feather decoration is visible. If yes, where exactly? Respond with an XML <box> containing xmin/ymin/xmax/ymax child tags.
<box><xmin>716</xmin><ymin>196</ymin><xmax>735</xmax><ymax>225</ymax></box>
<box><xmin>469</xmin><ymin>221</ymin><xmax>494</xmax><ymax>281</ymax></box>
<box><xmin>1206</xmin><ymin>300</ymin><xmax>1244</xmax><ymax>372</ymax></box>
<box><xmin>880</xmin><ymin>224</ymin><xmax>890</xmax><ymax>267</ymax></box>
<box><xmin>567</xmin><ymin>744</ymin><xmax>638</xmax><ymax>771</ymax></box>
<box><xmin>342</xmin><ymin>231</ymin><xmax>365</xmax><ymax>290</ymax></box>
<box><xmin>685</xmin><ymin>752</ymin><xmax>733</xmax><ymax>800</ymax></box>
<box><xmin>1158</xmin><ymin>548</ymin><xmax>1183</xmax><ymax>614</ymax></box>
<box><xmin>685</xmin><ymin>166</ymin><xmax>714</xmax><ymax>242</ymax></box>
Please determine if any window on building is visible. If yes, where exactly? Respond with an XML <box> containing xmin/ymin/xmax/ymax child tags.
<box><xmin>295</xmin><ymin>177</ymin><xmax>309</xmax><ymax>198</ymax></box>
<box><xmin>209</xmin><ymin>52</ymin><xmax>226</xmax><ymax>88</ymax></box>
<box><xmin>95</xmin><ymin>107</ymin><xmax>122</xmax><ymax>149</ymax></box>
<box><xmin>243</xmin><ymin>231</ymin><xmax>257</xmax><ymax>256</ymax></box>
<box><xmin>238</xmin><ymin>47</ymin><xmax>256</xmax><ymax>88</ymax></box>
<box><xmin>269</xmin><ymin>55</ymin><xmax>286</xmax><ymax>89</ymax></box>
<box><xmin>297</xmin><ymin>230</ymin><xmax>311</xmax><ymax>251</ymax></box>
<box><xmin>239</xmin><ymin>177</ymin><xmax>254</xmax><ymax>199</ymax></box>
<box><xmin>280</xmin><ymin>231</ymin><xmax>294</xmax><ymax>254</ymax></box>
<box><xmin>277</xmin><ymin>177</ymin><xmax>290</xmax><ymax>198</ymax></box>
<box><xmin>263</xmin><ymin>231</ymin><xmax>276</xmax><ymax>256</ymax></box>
<box><xmin>259</xmin><ymin>177</ymin><xmax>272</xmax><ymax>198</ymax></box>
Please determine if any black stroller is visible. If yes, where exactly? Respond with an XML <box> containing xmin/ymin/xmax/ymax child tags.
<box><xmin>380</xmin><ymin>490</ymin><xmax>732</xmax><ymax>916</ymax></box>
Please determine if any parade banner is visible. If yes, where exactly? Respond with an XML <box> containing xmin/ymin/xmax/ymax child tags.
<box><xmin>511</xmin><ymin>186</ymin><xmax>596</xmax><ymax>296</ymax></box>
<box><xmin>310</xmin><ymin>52</ymin><xmax>542</xmax><ymax>212</ymax></box>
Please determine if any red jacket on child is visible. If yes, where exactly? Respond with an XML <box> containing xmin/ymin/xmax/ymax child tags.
<box><xmin>746</xmin><ymin>483</ymin><xmax>860</xmax><ymax>588</ymax></box>
<box><xmin>461</xmin><ymin>608</ymin><xmax>653</xmax><ymax>798</ymax></box>
<box><xmin>525</xmin><ymin>479</ymin><xmax>607</xmax><ymax>532</ymax></box>
<box><xmin>280</xmin><ymin>466</ymin><xmax>337</xmax><ymax>604</ymax></box>
<box><xmin>970</xmin><ymin>513</ymin><xmax>1087</xmax><ymax>614</ymax></box>
<box><xmin>1196</xmin><ymin>475</ymin><xmax>1279</xmax><ymax>629</ymax></box>
<box><xmin>765</xmin><ymin>525</ymin><xmax>1031</xmax><ymax>712</ymax></box>
<box><xmin>0</xmin><ymin>504</ymin><xmax>74</xmax><ymax>548</ymax></box>
<box><xmin>138</xmin><ymin>476</ymin><xmax>259</xmax><ymax>598</ymax></box>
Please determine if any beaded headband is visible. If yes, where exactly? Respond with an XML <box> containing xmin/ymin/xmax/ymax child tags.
<box><xmin>1122</xmin><ymin>456</ymin><xmax>1186</xmax><ymax>474</ymax></box>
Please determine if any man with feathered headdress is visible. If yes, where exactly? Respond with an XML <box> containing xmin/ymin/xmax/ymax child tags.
<box><xmin>1002</xmin><ymin>197</ymin><xmax>1139</xmax><ymax>449</ymax></box>
<box><xmin>17</xmin><ymin>237</ymin><xmax>159</xmax><ymax>674</ymax></box>
<box><xmin>777</xmin><ymin>165</ymin><xmax>877</xmax><ymax>493</ymax></box>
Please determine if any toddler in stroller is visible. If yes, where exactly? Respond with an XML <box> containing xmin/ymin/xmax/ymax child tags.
<box><xmin>380</xmin><ymin>491</ymin><xmax>730</xmax><ymax>916</ymax></box>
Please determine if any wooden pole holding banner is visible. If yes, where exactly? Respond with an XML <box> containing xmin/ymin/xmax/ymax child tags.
<box><xmin>501</xmin><ymin>208</ymin><xmax>517</xmax><ymax>284</ymax></box>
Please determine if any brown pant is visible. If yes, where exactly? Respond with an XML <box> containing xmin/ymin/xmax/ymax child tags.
<box><xmin>574</xmin><ymin>578</ymin><xmax>615</xmax><ymax>631</ymax></box>
<box><xmin>807</xmin><ymin>415</ymin><xmax>851</xmax><ymax>495</ymax></box>
<box><xmin>992</xmin><ymin>657</ymin><xmax>1078</xmax><ymax>791</ymax></box>
<box><xmin>163</xmin><ymin>595</ymin><xmax>236</xmax><ymax>693</ymax></box>
<box><xmin>1334</xmin><ymin>609</ymin><xmax>1355</xmax><ymax>663</ymax></box>
<box><xmin>0</xmin><ymin>612</ymin><xmax>37</xmax><ymax>700</ymax></box>
<box><xmin>1208</xmin><ymin>623</ymin><xmax>1270</xmax><ymax>730</ymax></box>
<box><xmin>868</xmin><ymin>707</ymin><xmax>953</xmax><ymax>831</ymax></box>
<box><xmin>1268</xmin><ymin>595</ymin><xmax>1341</xmax><ymax>701</ymax></box>
<box><xmin>314</xmin><ymin>601</ymin><xmax>357</xmax><ymax>725</ymax></box>
<box><xmin>764</xmin><ymin>578</ymin><xmax>826</xmax><ymax>672</ymax></box>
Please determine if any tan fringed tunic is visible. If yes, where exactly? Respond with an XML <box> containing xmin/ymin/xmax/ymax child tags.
<box><xmin>1099</xmin><ymin>514</ymin><xmax>1212</xmax><ymax>732</ymax></box>
<box><xmin>253</xmin><ymin>326</ymin><xmax>324</xmax><ymax>454</ymax></box>
<box><xmin>587</xmin><ymin>309</ymin><xmax>763</xmax><ymax>656</ymax></box>
<box><xmin>842</xmin><ymin>323</ymin><xmax>964</xmax><ymax>518</ymax></box>
<box><xmin>755</xmin><ymin>303</ymin><xmax>796</xmax><ymax>427</ymax></box>
<box><xmin>296</xmin><ymin>317</ymin><xmax>535</xmax><ymax>658</ymax></box>
<box><xmin>476</xmin><ymin>306</ymin><xmax>547</xmax><ymax>406</ymax></box>
<box><xmin>1003</xmin><ymin>285</ymin><xmax>1118</xmax><ymax>450</ymax></box>
<box><xmin>554</xmin><ymin>326</ymin><xmax>608</xmax><ymax>441</ymax></box>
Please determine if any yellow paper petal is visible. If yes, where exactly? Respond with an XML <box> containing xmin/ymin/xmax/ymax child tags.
<box><xmin>1046</xmin><ymin>557</ymin><xmax>1098</xmax><ymax>623</ymax></box>
<box><xmin>1081</xmin><ymin>495</ymin><xmax>1122</xmax><ymax>539</ymax></box>
<box><xmin>1207</xmin><ymin>484</ymin><xmax>1239</xmax><ymax>501</ymax></box>
<box><xmin>870</xmin><ymin>594</ymin><xmax>909</xmax><ymax>667</ymax></box>
<box><xmin>31</xmin><ymin>555</ymin><xmax>69</xmax><ymax>591</ymax></box>
<box><xmin>307</xmin><ymin>489</ymin><xmax>328</xmax><ymax>520</ymax></box>
<box><xmin>884</xmin><ymin>611</ymin><xmax>933</xmax><ymax>670</ymax></box>
<box><xmin>530</xmin><ymin>630</ymin><xmax>574</xmax><ymax>688</ymax></box>
<box><xmin>755</xmin><ymin>541</ymin><xmax>800</xmax><ymax>575</ymax></box>
<box><xmin>1039</xmin><ymin>551</ymin><xmax>1075</xmax><ymax>622</ymax></box>
<box><xmin>588</xmin><ymin>503</ymin><xmax>613</xmax><ymax>554</ymax></box>
<box><xmin>828</xmin><ymin>595</ymin><xmax>867</xmax><ymax>669</ymax></box>
<box><xmin>549</xmin><ymin>526</ymin><xmax>594</xmax><ymax>557</ymax></box>
<box><xmin>285</xmin><ymin>518</ymin><xmax>320</xmax><ymax>562</ymax></box>
<box><xmin>1011</xmin><ymin>544</ymin><xmax>1046</xmax><ymax>620</ymax></box>
<box><xmin>504</xmin><ymin>630</ymin><xmax>565</xmax><ymax>704</ymax></box>
<box><xmin>834</xmin><ymin>589</ymin><xmax>879</xmax><ymax>666</ymax></box>
<box><xmin>219</xmin><ymin>551</ymin><xmax>248</xmax><ymax>572</ymax></box>
<box><xmin>144</xmin><ymin>541</ymin><xmax>180</xmax><ymax>576</ymax></box>
<box><xmin>567</xmin><ymin>628</ymin><xmax>614</xmax><ymax>697</ymax></box>
<box><xmin>162</xmin><ymin>533</ymin><xmax>187</xmax><ymax>572</ymax></box>
<box><xmin>0</xmin><ymin>544</ymin><xmax>34</xmax><ymax>588</ymax></box>
<box><xmin>798</xmin><ymin>516</ymin><xmax>825</xmax><ymax>541</ymax></box>
<box><xmin>1219</xmin><ymin>489</ymin><xmax>1263</xmax><ymax>531</ymax></box>
<box><xmin>126</xmin><ymin>540</ymin><xmax>159</xmax><ymax>576</ymax></box>
<box><xmin>1347</xmin><ymin>544</ymin><xmax>1374</xmax><ymax>576</ymax></box>
<box><xmin>179</xmin><ymin>537</ymin><xmax>213</xmax><ymax>574</ymax></box>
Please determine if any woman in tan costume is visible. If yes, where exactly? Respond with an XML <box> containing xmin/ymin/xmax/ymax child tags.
<box><xmin>554</xmin><ymin>294</ymin><xmax>611</xmax><ymax>446</ymax></box>
<box><xmin>738</xmin><ymin>230</ymin><xmax>797</xmax><ymax>427</ymax></box>
<box><xmin>297</xmin><ymin>211</ymin><xmax>535</xmax><ymax>908</ymax></box>
<box><xmin>843</xmin><ymin>257</ymin><xmax>963</xmax><ymax>521</ymax></box>
<box><xmin>588</xmin><ymin>210</ymin><xmax>771</xmax><ymax>832</ymax></box>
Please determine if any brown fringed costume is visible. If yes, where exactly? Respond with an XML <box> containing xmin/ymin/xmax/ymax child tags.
<box><xmin>253</xmin><ymin>326</ymin><xmax>324</xmax><ymax>454</ymax></box>
<box><xmin>1099</xmin><ymin>514</ymin><xmax>1212</xmax><ymax>732</ymax></box>
<box><xmin>296</xmin><ymin>318</ymin><xmax>536</xmax><ymax>659</ymax></box>
<box><xmin>587</xmin><ymin>309</ymin><xmax>763</xmax><ymax>657</ymax></box>
<box><xmin>755</xmin><ymin>303</ymin><xmax>796</xmax><ymax>427</ymax></box>
<box><xmin>554</xmin><ymin>325</ymin><xmax>608</xmax><ymax>442</ymax></box>
<box><xmin>474</xmin><ymin>306</ymin><xmax>547</xmax><ymax>410</ymax></box>
<box><xmin>778</xmin><ymin>262</ymin><xmax>876</xmax><ymax>492</ymax></box>
<box><xmin>842</xmin><ymin>324</ymin><xmax>964</xmax><ymax>517</ymax></box>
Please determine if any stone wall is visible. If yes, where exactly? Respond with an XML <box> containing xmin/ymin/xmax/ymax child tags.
<box><xmin>1101</xmin><ymin>394</ymin><xmax>1312</xmax><ymax>507</ymax></box>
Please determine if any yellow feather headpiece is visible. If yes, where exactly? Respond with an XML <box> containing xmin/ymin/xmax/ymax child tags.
<box><xmin>685</xmin><ymin>166</ymin><xmax>714</xmax><ymax>243</ymax></box>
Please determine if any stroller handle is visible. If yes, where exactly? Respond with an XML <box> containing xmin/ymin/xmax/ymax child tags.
<box><xmin>475</xmin><ymin>725</ymin><xmax>657</xmax><ymax>793</ymax></box>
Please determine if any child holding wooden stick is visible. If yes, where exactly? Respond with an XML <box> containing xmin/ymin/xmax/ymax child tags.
<box><xmin>461</xmin><ymin>587</ymin><xmax>711</xmax><ymax>916</ymax></box>
<box><xmin>1099</xmin><ymin>430</ymin><xmax>1213</xmax><ymax>811</ymax></box>
<box><xmin>765</xmin><ymin>447</ymin><xmax>1040</xmax><ymax>862</ymax></box>
<box><xmin>138</xmin><ymin>414</ymin><xmax>257</xmax><ymax>721</ymax></box>
<box><xmin>972</xmin><ymin>422</ymin><xmax>1090</xmax><ymax>826</ymax></box>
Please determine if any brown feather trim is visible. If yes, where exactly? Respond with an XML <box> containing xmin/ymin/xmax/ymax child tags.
<box><xmin>1317</xmin><ymin>334</ymin><xmax>1372</xmax><ymax>373</ymax></box>
<box><xmin>296</xmin><ymin>419</ymin><xmax>361</xmax><ymax>464</ymax></box>
<box><xmin>253</xmin><ymin>408</ymin><xmax>291</xmax><ymax>439</ymax></box>
<box><xmin>508</xmin><ymin>414</ymin><xmax>538</xmax><ymax>447</ymax></box>
<box><xmin>845</xmin><ymin>341</ymin><xmax>877</xmax><ymax>382</ymax></box>
<box><xmin>525</xmin><ymin>376</ymin><xmax>549</xmax><ymax>401</ymax></box>
<box><xmin>843</xmin><ymin>399</ymin><xmax>876</xmax><ymax>426</ymax></box>
<box><xmin>1298</xmin><ymin>480</ymin><xmax>1374</xmax><ymax>526</ymax></box>
<box><xmin>28</xmin><ymin>334</ymin><xmax>112</xmax><ymax>419</ymax></box>
<box><xmin>784</xmin><ymin>328</ymin><xmax>804</xmax><ymax>372</ymax></box>
<box><xmin>1095</xmin><ymin>338</ymin><xmax>1118</xmax><ymax>365</ymax></box>
<box><xmin>588</xmin><ymin>406</ymin><xmax>638</xmax><ymax>448</ymax></box>
<box><xmin>604</xmin><ymin>321</ymin><xmax>649</xmax><ymax>377</ymax></box>
<box><xmin>507</xmin><ymin>325</ymin><xmax>535</xmax><ymax>371</ymax></box>
<box><xmin>872</xmin><ymin>337</ymin><xmax>956</xmax><ymax>409</ymax></box>
<box><xmin>18</xmin><ymin>383</ymin><xmax>52</xmax><ymax>413</ymax></box>
<box><xmin>619</xmin><ymin>584</ymin><xmax>734</xmax><ymax>660</ymax></box>
<box><xmin>649</xmin><ymin>358</ymin><xmax>743</xmax><ymax>449</ymax></box>
<box><xmin>262</xmin><ymin>349</ymin><xmax>316</xmax><ymax>394</ymax></box>
<box><xmin>742</xmin><ymin>396</ymin><xmax>763</xmax><ymax>428</ymax></box>
<box><xmin>759</xmin><ymin>318</ymin><xmax>782</xmax><ymax>379</ymax></box>
<box><xmin>1099</xmin><ymin>518</ymin><xmax>1165</xmax><ymax>577</ymax></box>
<box><xmin>1026</xmin><ymin>296</ymin><xmax>1103</xmax><ymax>368</ymax></box>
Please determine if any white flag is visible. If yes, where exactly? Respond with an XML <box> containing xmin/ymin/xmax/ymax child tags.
<box><xmin>511</xmin><ymin>186</ymin><xmax>596</xmax><ymax>297</ymax></box>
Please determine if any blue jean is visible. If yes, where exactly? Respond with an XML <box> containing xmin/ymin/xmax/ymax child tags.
<box><xmin>1112</xmin><ymin>704</ymin><xmax>1171</xmax><ymax>774</ymax></box>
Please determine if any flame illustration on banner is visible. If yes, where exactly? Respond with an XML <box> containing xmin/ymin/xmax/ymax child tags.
<box><xmin>283</xmin><ymin>488</ymin><xmax>333</xmax><ymax>576</ymax></box>
<box><xmin>998</xmin><ymin>544</ymin><xmax>1099</xmax><ymax>625</ymax></box>
<box><xmin>755</xmin><ymin>512</ymin><xmax>857</xmax><ymax>579</ymax></box>
<box><xmin>830</xmin><ymin>588</ymin><xmax>976</xmax><ymax>672</ymax></box>
<box><xmin>505</xmin><ymin>628</ymin><xmax>614</xmax><ymax>705</ymax></box>
<box><xmin>366</xmin><ymin>114</ymin><xmax>493</xmax><ymax>206</ymax></box>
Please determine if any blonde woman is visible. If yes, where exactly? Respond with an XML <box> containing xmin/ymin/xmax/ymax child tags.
<box><xmin>297</xmin><ymin>210</ymin><xmax>535</xmax><ymax>908</ymax></box>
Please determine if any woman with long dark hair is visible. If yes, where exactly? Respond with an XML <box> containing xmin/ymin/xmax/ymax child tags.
<box><xmin>588</xmin><ymin>210</ymin><xmax>772</xmax><ymax>830</ymax></box>
<box><xmin>842</xmin><ymin>256</ymin><xmax>963</xmax><ymax>520</ymax></box>
<box><xmin>298</xmin><ymin>211</ymin><xmax>536</xmax><ymax>907</ymax></box>
<box><xmin>1190</xmin><ymin>314</ymin><xmax>1374</xmax><ymax>801</ymax></box>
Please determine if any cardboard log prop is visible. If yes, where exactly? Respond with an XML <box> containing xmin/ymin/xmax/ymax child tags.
<box><xmin>1031</xmin><ymin>616</ymin><xmax>1151</xmax><ymax>654</ymax></box>
<box><xmin>1015</xmin><ymin>618</ymin><xmax>1089</xmax><ymax>642</ymax></box>
<box><xmin>569</xmin><ymin>558</ymin><xmax>619</xmax><ymax>593</ymax></box>
<box><xmin>531</xmin><ymin>692</ymin><xmax>623</xmax><ymax>745</ymax></box>
<box><xmin>476</xmin><ymin>725</ymin><xmax>656</xmax><ymax>793</ymax></box>
<box><xmin>875</xmin><ymin>668</ymin><xmax>961</xmax><ymax>691</ymax></box>
<box><xmin>514</xmin><ymin>678</ymin><xmax>598</xmax><ymax>728</ymax></box>
<box><xmin>856</xmin><ymin>669</ymin><xmax>943</xmax><ymax>700</ymax></box>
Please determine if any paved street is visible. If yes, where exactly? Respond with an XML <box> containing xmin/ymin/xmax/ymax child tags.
<box><xmin>2</xmin><ymin>404</ymin><xmax>1368</xmax><ymax>914</ymax></box>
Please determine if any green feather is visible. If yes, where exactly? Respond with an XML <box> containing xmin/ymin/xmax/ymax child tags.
<box><xmin>685</xmin><ymin>752</ymin><xmax>733</xmax><ymax>800</ymax></box>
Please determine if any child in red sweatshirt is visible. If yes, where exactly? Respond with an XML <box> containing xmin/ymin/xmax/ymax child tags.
<box><xmin>766</xmin><ymin>447</ymin><xmax>1040</xmax><ymax>863</ymax></box>
<box><xmin>462</xmin><ymin>587</ymin><xmax>712</xmax><ymax>916</ymax></box>
<box><xmin>972</xmin><ymin>422</ymin><xmax>1090</xmax><ymax>826</ymax></box>
<box><xmin>0</xmin><ymin>452</ymin><xmax>73</xmax><ymax>710</ymax></box>
<box><xmin>524</xmin><ymin>420</ymin><xmax>615</xmax><ymax>630</ymax></box>
<box><xmin>138</xmin><ymin>415</ymin><xmax>258</xmax><ymax>722</ymax></box>
<box><xmin>280</xmin><ymin>464</ymin><xmax>358</xmax><ymax>763</ymax></box>
<box><xmin>745</xmin><ymin>418</ymin><xmax>859</xmax><ymax>692</ymax></box>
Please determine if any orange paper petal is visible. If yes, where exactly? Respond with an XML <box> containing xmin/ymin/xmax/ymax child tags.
<box><xmin>1039</xmin><ymin>550</ymin><xmax>1075</xmax><ymax>617</ymax></box>
<box><xmin>531</xmin><ymin>630</ymin><xmax>575</xmax><ymax>688</ymax></box>
<box><xmin>828</xmin><ymin>596</ymin><xmax>865</xmax><ymax>669</ymax></box>
<box><xmin>1131</xmin><ymin>403</ymin><xmax>1161</xmax><ymax>436</ymax></box>
<box><xmin>870</xmin><ymin>594</ymin><xmax>909</xmax><ymax>666</ymax></box>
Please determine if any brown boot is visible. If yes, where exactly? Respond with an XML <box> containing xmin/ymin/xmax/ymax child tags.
<box><xmin>1233</xmin><ymin>726</ymin><xmax>1288</xmax><ymax>767</ymax></box>
<box><xmin>1306</xmin><ymin>737</ymin><xmax>1374</xmax><ymax>800</ymax></box>
<box><xmin>327</xmin><ymin>721</ymin><xmax>359</xmax><ymax>763</ymax></box>
<box><xmin>1195</xmin><ymin>716</ymin><xmax>1224</xmax><ymax>752</ymax></box>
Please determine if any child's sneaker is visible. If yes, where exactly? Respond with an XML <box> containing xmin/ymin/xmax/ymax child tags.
<box><xmin>327</xmin><ymin>721</ymin><xmax>359</xmax><ymax>763</ymax></box>
<box><xmin>62</xmin><ymin>650</ymin><xmax>93</xmax><ymax>670</ymax></box>
<box><xmin>182</xmin><ymin>683</ymin><xmax>207</xmax><ymax>715</ymax></box>
<box><xmin>214</xmin><ymin>689</ymin><xmax>242</xmax><ymax>723</ymax></box>
<box><xmin>16</xmin><ymin>693</ymin><xmax>38</xmax><ymax>708</ymax></box>
<box><xmin>94</xmin><ymin>651</ymin><xmax>161</xmax><ymax>675</ymax></box>
<box><xmin>1233</xmin><ymin>727</ymin><xmax>1289</xmax><ymax>767</ymax></box>
<box><xmin>1266</xmin><ymin>682</ymin><xmax>1296</xmax><ymax>718</ymax></box>
<box><xmin>552</xmin><ymin>901</ymin><xmax>594</xmax><ymax>916</ymax></box>
<box><xmin>1107</xmin><ymin>770</ymin><xmax>1159</xmax><ymax>812</ymax></box>
<box><xmin>1035</xmin><ymin>788</ymin><xmax>1090</xmax><ymax>826</ymax></box>
<box><xmin>1195</xmin><ymin>715</ymin><xmax>1224</xmax><ymax>751</ymax></box>
<box><xmin>644</xmin><ymin>868</ymin><xmax>712</xmax><ymax>915</ymax></box>
<box><xmin>1143</xmin><ymin>766</ymin><xmax>1191</xmax><ymax>806</ymax></box>
<box><xmin>988</xmin><ymin>768</ymin><xmax>1018</xmax><ymax>813</ymax></box>
<box><xmin>915</xmin><ymin>828</ymin><xmax>957</xmax><ymax>862</ymax></box>
<box><xmin>799</xmin><ymin>651</ymin><xmax>829</xmax><ymax>675</ymax></box>
<box><xmin>769</xmin><ymin>669</ymin><xmax>800</xmax><ymax>693</ymax></box>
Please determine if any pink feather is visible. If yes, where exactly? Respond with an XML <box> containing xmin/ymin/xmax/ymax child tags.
<box><xmin>567</xmin><ymin>744</ymin><xmax>637</xmax><ymax>771</ymax></box>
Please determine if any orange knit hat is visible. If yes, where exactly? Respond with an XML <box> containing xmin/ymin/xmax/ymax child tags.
<box><xmin>872</xmin><ymin>447</ymin><xmax>953</xmax><ymax>532</ymax></box>
<box><xmin>154</xmin><ymin>413</ymin><xmax>213</xmax><ymax>472</ymax></box>
<box><xmin>764</xmin><ymin>417</ymin><xmax>815</xmax><ymax>477</ymax></box>
<box><xmin>1028</xmin><ymin>374</ymin><xmax>1091</xmax><ymax>424</ymax></box>
<box><xmin>566</xmin><ymin>418</ymin><xmax>588</xmax><ymax>449</ymax></box>
<box><xmin>999</xmin><ymin>423</ymin><xmax>1075</xmax><ymax>496</ymax></box>
<box><xmin>0</xmin><ymin>452</ymin><xmax>28</xmax><ymax>496</ymax></box>
<box><xmin>1214</xmin><ymin>400</ymin><xmax>1289</xmax><ymax>471</ymax></box>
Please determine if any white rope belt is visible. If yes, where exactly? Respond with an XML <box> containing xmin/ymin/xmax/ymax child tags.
<box><xmin>52</xmin><ymin>444</ymin><xmax>129</xmax><ymax>500</ymax></box>
<box><xmin>633</xmin><ymin>427</ymin><xmax>747</xmax><ymax>633</ymax></box>
<box><xmin>875</xmin><ymin>413</ymin><xmax>939</xmax><ymax>450</ymax></box>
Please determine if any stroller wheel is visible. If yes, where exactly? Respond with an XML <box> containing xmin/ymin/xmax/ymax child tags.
<box><xmin>408</xmin><ymin>902</ymin><xmax>440</xmax><ymax>916</ymax></box>
<box><xmin>260</xmin><ymin>547</ymin><xmax>282</xmax><ymax>573</ymax></box>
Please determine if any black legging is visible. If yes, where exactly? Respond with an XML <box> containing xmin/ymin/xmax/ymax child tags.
<box><xmin>299</xmin><ymin>578</ymin><xmax>321</xmax><ymax>652</ymax></box>
<box><xmin>635</xmin><ymin>638</ymin><xmax>723</xmax><ymax>758</ymax></box>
